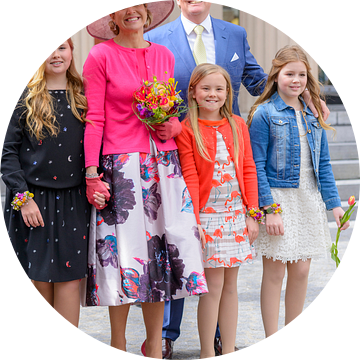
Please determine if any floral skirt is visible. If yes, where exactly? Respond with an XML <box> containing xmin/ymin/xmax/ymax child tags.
<box><xmin>80</xmin><ymin>140</ymin><xmax>207</xmax><ymax>306</ymax></box>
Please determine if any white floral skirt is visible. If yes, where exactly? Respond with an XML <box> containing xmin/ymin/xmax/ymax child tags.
<box><xmin>80</xmin><ymin>139</ymin><xmax>207</xmax><ymax>306</ymax></box>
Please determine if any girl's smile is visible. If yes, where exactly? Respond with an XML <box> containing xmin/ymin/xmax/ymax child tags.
<box><xmin>45</xmin><ymin>40</ymin><xmax>72</xmax><ymax>89</ymax></box>
<box><xmin>275</xmin><ymin>61</ymin><xmax>307</xmax><ymax>108</ymax></box>
<box><xmin>193</xmin><ymin>72</ymin><xmax>228</xmax><ymax>120</ymax></box>
<box><xmin>45</xmin><ymin>42</ymin><xmax>72</xmax><ymax>80</ymax></box>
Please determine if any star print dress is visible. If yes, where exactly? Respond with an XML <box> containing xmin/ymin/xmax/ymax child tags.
<box><xmin>2</xmin><ymin>90</ymin><xmax>90</xmax><ymax>283</ymax></box>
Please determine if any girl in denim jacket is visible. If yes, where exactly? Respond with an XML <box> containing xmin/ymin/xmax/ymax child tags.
<box><xmin>247</xmin><ymin>45</ymin><xmax>350</xmax><ymax>337</ymax></box>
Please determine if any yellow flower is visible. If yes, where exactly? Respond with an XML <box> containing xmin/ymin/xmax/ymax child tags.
<box><xmin>249</xmin><ymin>209</ymin><xmax>255</xmax><ymax>215</ymax></box>
<box><xmin>271</xmin><ymin>203</ymin><xmax>277</xmax><ymax>208</ymax></box>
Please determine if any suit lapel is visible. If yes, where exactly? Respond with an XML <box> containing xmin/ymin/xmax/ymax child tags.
<box><xmin>168</xmin><ymin>17</ymin><xmax>197</xmax><ymax>74</ymax></box>
<box><xmin>212</xmin><ymin>17</ymin><xmax>229</xmax><ymax>66</ymax></box>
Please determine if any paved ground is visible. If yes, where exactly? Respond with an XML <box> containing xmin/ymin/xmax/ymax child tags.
<box><xmin>78</xmin><ymin>226</ymin><xmax>352</xmax><ymax>358</ymax></box>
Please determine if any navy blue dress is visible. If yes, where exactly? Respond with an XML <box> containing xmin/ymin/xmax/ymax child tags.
<box><xmin>2</xmin><ymin>90</ymin><xmax>90</xmax><ymax>282</ymax></box>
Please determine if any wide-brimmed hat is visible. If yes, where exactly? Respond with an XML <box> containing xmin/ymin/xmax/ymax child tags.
<box><xmin>86</xmin><ymin>1</ymin><xmax>174</xmax><ymax>40</ymax></box>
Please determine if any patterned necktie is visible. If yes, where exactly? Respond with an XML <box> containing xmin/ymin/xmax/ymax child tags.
<box><xmin>193</xmin><ymin>25</ymin><xmax>207</xmax><ymax>65</ymax></box>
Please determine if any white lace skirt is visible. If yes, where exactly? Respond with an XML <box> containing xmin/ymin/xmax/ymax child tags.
<box><xmin>255</xmin><ymin>167</ymin><xmax>332</xmax><ymax>263</ymax></box>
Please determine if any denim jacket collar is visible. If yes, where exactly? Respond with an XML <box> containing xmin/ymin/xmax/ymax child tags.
<box><xmin>270</xmin><ymin>92</ymin><xmax>313</xmax><ymax>116</ymax></box>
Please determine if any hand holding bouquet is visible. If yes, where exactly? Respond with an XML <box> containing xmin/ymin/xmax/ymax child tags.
<box><xmin>133</xmin><ymin>73</ymin><xmax>187</xmax><ymax>131</ymax></box>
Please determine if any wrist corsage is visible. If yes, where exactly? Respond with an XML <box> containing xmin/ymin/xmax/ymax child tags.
<box><xmin>246</xmin><ymin>208</ymin><xmax>265</xmax><ymax>224</ymax></box>
<box><xmin>11</xmin><ymin>191</ymin><xmax>34</xmax><ymax>211</ymax></box>
<box><xmin>264</xmin><ymin>203</ymin><xmax>283</xmax><ymax>215</ymax></box>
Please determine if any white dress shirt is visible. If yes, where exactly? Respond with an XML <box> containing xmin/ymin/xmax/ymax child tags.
<box><xmin>180</xmin><ymin>14</ymin><xmax>216</xmax><ymax>64</ymax></box>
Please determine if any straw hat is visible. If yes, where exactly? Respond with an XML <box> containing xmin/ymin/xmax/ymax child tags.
<box><xmin>86</xmin><ymin>1</ymin><xmax>174</xmax><ymax>40</ymax></box>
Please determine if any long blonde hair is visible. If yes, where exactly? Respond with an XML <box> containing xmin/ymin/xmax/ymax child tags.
<box><xmin>247</xmin><ymin>45</ymin><xmax>335</xmax><ymax>133</ymax></box>
<box><xmin>23</xmin><ymin>38</ymin><xmax>88</xmax><ymax>140</ymax></box>
<box><xmin>186</xmin><ymin>64</ymin><xmax>243</xmax><ymax>166</ymax></box>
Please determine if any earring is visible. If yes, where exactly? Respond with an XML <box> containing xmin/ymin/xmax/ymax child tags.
<box><xmin>112</xmin><ymin>21</ymin><xmax>117</xmax><ymax>31</ymax></box>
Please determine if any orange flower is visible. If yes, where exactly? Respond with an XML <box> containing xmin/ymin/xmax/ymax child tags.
<box><xmin>348</xmin><ymin>196</ymin><xmax>355</xmax><ymax>206</ymax></box>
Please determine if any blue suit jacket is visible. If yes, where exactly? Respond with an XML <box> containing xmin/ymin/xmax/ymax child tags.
<box><xmin>145</xmin><ymin>16</ymin><xmax>267</xmax><ymax>117</ymax></box>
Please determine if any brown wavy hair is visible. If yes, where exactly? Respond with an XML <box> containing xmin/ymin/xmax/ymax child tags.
<box><xmin>23</xmin><ymin>38</ymin><xmax>87</xmax><ymax>140</ymax></box>
<box><xmin>247</xmin><ymin>45</ymin><xmax>335</xmax><ymax>134</ymax></box>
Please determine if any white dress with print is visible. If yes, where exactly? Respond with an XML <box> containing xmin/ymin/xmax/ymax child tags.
<box><xmin>200</xmin><ymin>129</ymin><xmax>256</xmax><ymax>268</ymax></box>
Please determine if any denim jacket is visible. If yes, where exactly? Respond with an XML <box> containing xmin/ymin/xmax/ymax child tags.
<box><xmin>248</xmin><ymin>92</ymin><xmax>341</xmax><ymax>210</ymax></box>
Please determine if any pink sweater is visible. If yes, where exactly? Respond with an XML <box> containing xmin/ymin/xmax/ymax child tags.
<box><xmin>83</xmin><ymin>39</ymin><xmax>177</xmax><ymax>167</ymax></box>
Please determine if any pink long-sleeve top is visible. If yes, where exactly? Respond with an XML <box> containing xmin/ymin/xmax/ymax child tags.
<box><xmin>83</xmin><ymin>39</ymin><xmax>177</xmax><ymax>168</ymax></box>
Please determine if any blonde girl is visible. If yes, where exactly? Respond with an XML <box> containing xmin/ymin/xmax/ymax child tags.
<box><xmin>176</xmin><ymin>63</ymin><xmax>259</xmax><ymax>357</ymax></box>
<box><xmin>1</xmin><ymin>39</ymin><xmax>104</xmax><ymax>326</ymax></box>
<box><xmin>247</xmin><ymin>45</ymin><xmax>350</xmax><ymax>337</ymax></box>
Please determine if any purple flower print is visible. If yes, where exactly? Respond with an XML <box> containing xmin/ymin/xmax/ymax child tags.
<box><xmin>142</xmin><ymin>183</ymin><xmax>162</xmax><ymax>222</ymax></box>
<box><xmin>147</xmin><ymin>234</ymin><xmax>185</xmax><ymax>300</ymax></box>
<box><xmin>96</xmin><ymin>235</ymin><xmax>118</xmax><ymax>268</ymax></box>
<box><xmin>128</xmin><ymin>234</ymin><xmax>185</xmax><ymax>302</ymax></box>
<box><xmin>184</xmin><ymin>271</ymin><xmax>208</xmax><ymax>295</ymax></box>
<box><xmin>156</xmin><ymin>150</ymin><xmax>182</xmax><ymax>178</ymax></box>
<box><xmin>86</xmin><ymin>265</ymin><xmax>100</xmax><ymax>306</ymax></box>
<box><xmin>181</xmin><ymin>187</ymin><xmax>194</xmax><ymax>213</ymax></box>
<box><xmin>192</xmin><ymin>225</ymin><xmax>201</xmax><ymax>243</ymax></box>
<box><xmin>139</xmin><ymin>153</ymin><xmax>160</xmax><ymax>183</ymax></box>
<box><xmin>120</xmin><ymin>267</ymin><xmax>141</xmax><ymax>300</ymax></box>
<box><xmin>100</xmin><ymin>155</ymin><xmax>136</xmax><ymax>226</ymax></box>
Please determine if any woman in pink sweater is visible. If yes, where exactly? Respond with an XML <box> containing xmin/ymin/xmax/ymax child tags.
<box><xmin>81</xmin><ymin>3</ymin><xmax>207</xmax><ymax>357</ymax></box>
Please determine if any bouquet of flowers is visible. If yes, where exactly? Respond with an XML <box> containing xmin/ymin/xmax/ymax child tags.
<box><xmin>133</xmin><ymin>73</ymin><xmax>187</xmax><ymax>130</ymax></box>
<box><xmin>330</xmin><ymin>195</ymin><xmax>356</xmax><ymax>267</ymax></box>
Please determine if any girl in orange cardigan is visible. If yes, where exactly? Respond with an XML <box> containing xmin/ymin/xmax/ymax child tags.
<box><xmin>175</xmin><ymin>64</ymin><xmax>260</xmax><ymax>358</ymax></box>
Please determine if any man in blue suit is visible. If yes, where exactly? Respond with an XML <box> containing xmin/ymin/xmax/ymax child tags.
<box><xmin>145</xmin><ymin>1</ymin><xmax>267</xmax><ymax>119</ymax></box>
<box><xmin>143</xmin><ymin>1</ymin><xmax>267</xmax><ymax>358</ymax></box>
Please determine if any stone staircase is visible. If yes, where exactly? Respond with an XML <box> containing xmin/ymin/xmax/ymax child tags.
<box><xmin>327</xmin><ymin>104</ymin><xmax>359</xmax><ymax>225</ymax></box>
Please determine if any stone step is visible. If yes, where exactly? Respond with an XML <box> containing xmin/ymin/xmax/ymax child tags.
<box><xmin>329</xmin><ymin>142</ymin><xmax>358</xmax><ymax>160</ymax></box>
<box><xmin>327</xmin><ymin>105</ymin><xmax>352</xmax><ymax>126</ymax></box>
<box><xmin>326</xmin><ymin>124</ymin><xmax>356</xmax><ymax>143</ymax></box>
<box><xmin>336</xmin><ymin>179</ymin><xmax>360</xmax><ymax>201</ymax></box>
<box><xmin>330</xmin><ymin>159</ymin><xmax>359</xmax><ymax>180</ymax></box>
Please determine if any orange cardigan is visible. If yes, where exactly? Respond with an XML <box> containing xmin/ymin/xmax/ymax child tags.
<box><xmin>175</xmin><ymin>116</ymin><xmax>258</xmax><ymax>224</ymax></box>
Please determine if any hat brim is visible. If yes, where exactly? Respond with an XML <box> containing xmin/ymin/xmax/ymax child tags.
<box><xmin>86</xmin><ymin>1</ymin><xmax>174</xmax><ymax>41</ymax></box>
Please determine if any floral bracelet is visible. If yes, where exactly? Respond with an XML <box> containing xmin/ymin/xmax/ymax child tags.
<box><xmin>263</xmin><ymin>203</ymin><xmax>283</xmax><ymax>215</ymax></box>
<box><xmin>11</xmin><ymin>191</ymin><xmax>34</xmax><ymax>211</ymax></box>
<box><xmin>246</xmin><ymin>208</ymin><xmax>265</xmax><ymax>224</ymax></box>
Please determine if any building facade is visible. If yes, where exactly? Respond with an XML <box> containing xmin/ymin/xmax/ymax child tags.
<box><xmin>71</xmin><ymin>3</ymin><xmax>320</xmax><ymax>115</ymax></box>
